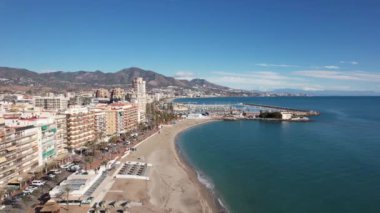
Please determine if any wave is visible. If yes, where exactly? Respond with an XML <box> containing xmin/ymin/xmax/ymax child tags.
<box><xmin>196</xmin><ymin>171</ymin><xmax>215</xmax><ymax>190</ymax></box>
<box><xmin>196</xmin><ymin>170</ymin><xmax>229</xmax><ymax>212</ymax></box>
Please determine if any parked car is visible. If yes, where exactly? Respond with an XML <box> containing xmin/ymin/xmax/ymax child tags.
<box><xmin>67</xmin><ymin>165</ymin><xmax>81</xmax><ymax>172</ymax></box>
<box><xmin>41</xmin><ymin>176</ymin><xmax>51</xmax><ymax>181</ymax></box>
<box><xmin>81</xmin><ymin>196</ymin><xmax>93</xmax><ymax>204</ymax></box>
<box><xmin>38</xmin><ymin>193</ymin><xmax>51</xmax><ymax>204</ymax></box>
<box><xmin>23</xmin><ymin>186</ymin><xmax>37</xmax><ymax>195</ymax></box>
<box><xmin>31</xmin><ymin>180</ymin><xmax>45</xmax><ymax>186</ymax></box>
<box><xmin>49</xmin><ymin>169</ymin><xmax>62</xmax><ymax>174</ymax></box>
<box><xmin>60</xmin><ymin>162</ymin><xmax>74</xmax><ymax>169</ymax></box>
<box><xmin>48</xmin><ymin>173</ymin><xmax>56</xmax><ymax>178</ymax></box>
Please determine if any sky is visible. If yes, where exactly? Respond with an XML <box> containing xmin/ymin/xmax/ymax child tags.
<box><xmin>0</xmin><ymin>0</ymin><xmax>380</xmax><ymax>92</ymax></box>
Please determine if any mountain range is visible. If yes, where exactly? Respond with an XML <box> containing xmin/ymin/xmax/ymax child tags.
<box><xmin>270</xmin><ymin>88</ymin><xmax>380</xmax><ymax>96</ymax></box>
<box><xmin>0</xmin><ymin>66</ymin><xmax>229</xmax><ymax>93</ymax></box>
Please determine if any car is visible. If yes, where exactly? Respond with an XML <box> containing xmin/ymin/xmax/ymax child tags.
<box><xmin>67</xmin><ymin>165</ymin><xmax>81</xmax><ymax>172</ymax></box>
<box><xmin>60</xmin><ymin>163</ymin><xmax>74</xmax><ymax>169</ymax></box>
<box><xmin>48</xmin><ymin>173</ymin><xmax>56</xmax><ymax>178</ymax></box>
<box><xmin>81</xmin><ymin>196</ymin><xmax>93</xmax><ymax>204</ymax></box>
<box><xmin>23</xmin><ymin>186</ymin><xmax>37</xmax><ymax>195</ymax></box>
<box><xmin>41</xmin><ymin>176</ymin><xmax>51</xmax><ymax>181</ymax></box>
<box><xmin>49</xmin><ymin>169</ymin><xmax>62</xmax><ymax>174</ymax></box>
<box><xmin>31</xmin><ymin>180</ymin><xmax>45</xmax><ymax>186</ymax></box>
<box><xmin>38</xmin><ymin>193</ymin><xmax>51</xmax><ymax>204</ymax></box>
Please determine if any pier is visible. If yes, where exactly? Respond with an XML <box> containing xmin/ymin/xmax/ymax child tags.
<box><xmin>173</xmin><ymin>102</ymin><xmax>320</xmax><ymax>121</ymax></box>
<box><xmin>243</xmin><ymin>103</ymin><xmax>320</xmax><ymax>116</ymax></box>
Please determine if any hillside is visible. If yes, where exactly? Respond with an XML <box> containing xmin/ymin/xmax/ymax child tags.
<box><xmin>0</xmin><ymin>66</ymin><xmax>228</xmax><ymax>93</ymax></box>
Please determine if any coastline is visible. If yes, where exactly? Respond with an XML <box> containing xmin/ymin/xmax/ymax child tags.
<box><xmin>115</xmin><ymin>118</ymin><xmax>223</xmax><ymax>213</ymax></box>
<box><xmin>173</xmin><ymin>120</ymin><xmax>228</xmax><ymax>213</ymax></box>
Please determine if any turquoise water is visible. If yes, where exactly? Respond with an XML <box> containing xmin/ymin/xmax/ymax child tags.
<box><xmin>176</xmin><ymin>97</ymin><xmax>380</xmax><ymax>213</ymax></box>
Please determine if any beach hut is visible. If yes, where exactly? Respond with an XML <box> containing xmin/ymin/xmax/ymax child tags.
<box><xmin>40</xmin><ymin>199</ymin><xmax>60</xmax><ymax>213</ymax></box>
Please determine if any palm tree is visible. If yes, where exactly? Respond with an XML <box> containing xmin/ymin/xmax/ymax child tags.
<box><xmin>84</xmin><ymin>156</ymin><xmax>92</xmax><ymax>170</ymax></box>
<box><xmin>108</xmin><ymin>136</ymin><xmax>118</xmax><ymax>144</ymax></box>
<box><xmin>0</xmin><ymin>188</ymin><xmax>6</xmax><ymax>202</ymax></box>
<box><xmin>63</xmin><ymin>185</ymin><xmax>71</xmax><ymax>211</ymax></box>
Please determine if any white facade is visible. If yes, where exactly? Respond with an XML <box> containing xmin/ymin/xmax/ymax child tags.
<box><xmin>132</xmin><ymin>77</ymin><xmax>147</xmax><ymax>123</ymax></box>
<box><xmin>4</xmin><ymin>115</ymin><xmax>58</xmax><ymax>166</ymax></box>
<box><xmin>281</xmin><ymin>112</ymin><xmax>293</xmax><ymax>120</ymax></box>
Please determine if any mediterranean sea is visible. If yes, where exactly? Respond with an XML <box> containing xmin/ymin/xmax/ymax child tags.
<box><xmin>176</xmin><ymin>97</ymin><xmax>380</xmax><ymax>213</ymax></box>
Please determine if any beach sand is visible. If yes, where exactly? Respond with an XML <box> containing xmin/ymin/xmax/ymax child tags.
<box><xmin>104</xmin><ymin>119</ymin><xmax>220</xmax><ymax>213</ymax></box>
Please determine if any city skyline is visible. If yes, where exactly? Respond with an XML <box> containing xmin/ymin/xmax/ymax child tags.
<box><xmin>1</xmin><ymin>0</ymin><xmax>379</xmax><ymax>92</ymax></box>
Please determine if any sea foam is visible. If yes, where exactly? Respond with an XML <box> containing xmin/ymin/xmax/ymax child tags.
<box><xmin>196</xmin><ymin>171</ymin><xmax>214</xmax><ymax>190</ymax></box>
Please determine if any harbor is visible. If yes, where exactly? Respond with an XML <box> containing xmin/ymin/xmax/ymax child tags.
<box><xmin>172</xmin><ymin>102</ymin><xmax>320</xmax><ymax>121</ymax></box>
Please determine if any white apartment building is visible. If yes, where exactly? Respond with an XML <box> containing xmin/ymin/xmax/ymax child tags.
<box><xmin>5</xmin><ymin>115</ymin><xmax>58</xmax><ymax>166</ymax></box>
<box><xmin>132</xmin><ymin>77</ymin><xmax>147</xmax><ymax>123</ymax></box>
<box><xmin>54</xmin><ymin>114</ymin><xmax>68</xmax><ymax>155</ymax></box>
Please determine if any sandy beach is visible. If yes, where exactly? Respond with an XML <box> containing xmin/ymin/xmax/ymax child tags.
<box><xmin>104</xmin><ymin>118</ymin><xmax>220</xmax><ymax>213</ymax></box>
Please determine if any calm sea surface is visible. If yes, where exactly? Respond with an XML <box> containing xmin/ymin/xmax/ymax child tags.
<box><xmin>175</xmin><ymin>97</ymin><xmax>380</xmax><ymax>213</ymax></box>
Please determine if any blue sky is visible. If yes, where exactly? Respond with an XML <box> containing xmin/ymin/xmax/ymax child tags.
<box><xmin>0</xmin><ymin>0</ymin><xmax>380</xmax><ymax>91</ymax></box>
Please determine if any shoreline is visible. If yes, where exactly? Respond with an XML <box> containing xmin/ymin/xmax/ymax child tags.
<box><xmin>114</xmin><ymin>118</ymin><xmax>223</xmax><ymax>213</ymax></box>
<box><xmin>173</xmin><ymin>120</ymin><xmax>228</xmax><ymax>213</ymax></box>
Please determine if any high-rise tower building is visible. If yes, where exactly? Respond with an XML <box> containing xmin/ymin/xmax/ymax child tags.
<box><xmin>132</xmin><ymin>77</ymin><xmax>147</xmax><ymax>123</ymax></box>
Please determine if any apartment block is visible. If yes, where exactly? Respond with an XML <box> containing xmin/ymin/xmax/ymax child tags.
<box><xmin>5</xmin><ymin>115</ymin><xmax>59</xmax><ymax>166</ymax></box>
<box><xmin>124</xmin><ymin>104</ymin><xmax>138</xmax><ymax>132</ymax></box>
<box><xmin>94</xmin><ymin>110</ymin><xmax>107</xmax><ymax>140</ymax></box>
<box><xmin>0</xmin><ymin>120</ymin><xmax>39</xmax><ymax>187</ymax></box>
<box><xmin>110</xmin><ymin>88</ymin><xmax>125</xmax><ymax>101</ymax></box>
<box><xmin>105</xmin><ymin>103</ymin><xmax>138</xmax><ymax>136</ymax></box>
<box><xmin>106</xmin><ymin>110</ymin><xmax>117</xmax><ymax>136</ymax></box>
<box><xmin>34</xmin><ymin>97</ymin><xmax>69</xmax><ymax>111</ymax></box>
<box><xmin>132</xmin><ymin>77</ymin><xmax>147</xmax><ymax>123</ymax></box>
<box><xmin>54</xmin><ymin>114</ymin><xmax>68</xmax><ymax>155</ymax></box>
<box><xmin>95</xmin><ymin>88</ymin><xmax>110</xmax><ymax>98</ymax></box>
<box><xmin>37</xmin><ymin>120</ymin><xmax>58</xmax><ymax>165</ymax></box>
<box><xmin>66</xmin><ymin>108</ymin><xmax>95</xmax><ymax>150</ymax></box>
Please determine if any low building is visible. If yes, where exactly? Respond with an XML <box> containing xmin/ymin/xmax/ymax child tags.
<box><xmin>281</xmin><ymin>112</ymin><xmax>293</xmax><ymax>120</ymax></box>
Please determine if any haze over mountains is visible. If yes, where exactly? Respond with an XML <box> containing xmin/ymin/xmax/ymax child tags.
<box><xmin>1</xmin><ymin>66</ymin><xmax>379</xmax><ymax>96</ymax></box>
<box><xmin>0</xmin><ymin>66</ymin><xmax>228</xmax><ymax>93</ymax></box>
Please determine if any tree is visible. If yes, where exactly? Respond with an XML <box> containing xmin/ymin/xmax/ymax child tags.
<box><xmin>108</xmin><ymin>136</ymin><xmax>118</xmax><ymax>144</ymax></box>
<box><xmin>63</xmin><ymin>185</ymin><xmax>71</xmax><ymax>210</ymax></box>
<box><xmin>84</xmin><ymin>156</ymin><xmax>92</xmax><ymax>170</ymax></box>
